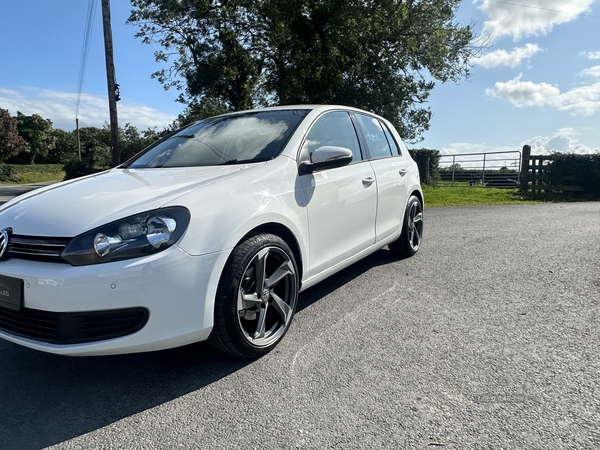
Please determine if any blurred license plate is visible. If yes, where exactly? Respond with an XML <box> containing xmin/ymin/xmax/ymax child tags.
<box><xmin>0</xmin><ymin>274</ymin><xmax>24</xmax><ymax>311</ymax></box>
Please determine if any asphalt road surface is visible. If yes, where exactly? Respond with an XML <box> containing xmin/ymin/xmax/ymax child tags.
<box><xmin>0</xmin><ymin>201</ymin><xmax>598</xmax><ymax>449</ymax></box>
<box><xmin>0</xmin><ymin>183</ymin><xmax>56</xmax><ymax>205</ymax></box>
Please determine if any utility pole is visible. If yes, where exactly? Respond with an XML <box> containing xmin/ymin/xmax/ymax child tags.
<box><xmin>101</xmin><ymin>0</ymin><xmax>120</xmax><ymax>166</ymax></box>
<box><xmin>76</xmin><ymin>118</ymin><xmax>81</xmax><ymax>161</ymax></box>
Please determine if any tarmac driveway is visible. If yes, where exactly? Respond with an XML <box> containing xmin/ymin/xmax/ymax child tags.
<box><xmin>0</xmin><ymin>195</ymin><xmax>598</xmax><ymax>449</ymax></box>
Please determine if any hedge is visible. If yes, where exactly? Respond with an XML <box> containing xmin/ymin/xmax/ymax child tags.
<box><xmin>408</xmin><ymin>148</ymin><xmax>441</xmax><ymax>186</ymax></box>
<box><xmin>546</xmin><ymin>153</ymin><xmax>600</xmax><ymax>198</ymax></box>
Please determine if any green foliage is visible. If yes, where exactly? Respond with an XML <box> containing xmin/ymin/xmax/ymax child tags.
<box><xmin>0</xmin><ymin>164</ymin><xmax>14</xmax><ymax>182</ymax></box>
<box><xmin>129</xmin><ymin>0</ymin><xmax>481</xmax><ymax>142</ymax></box>
<box><xmin>546</xmin><ymin>152</ymin><xmax>600</xmax><ymax>198</ymax></box>
<box><xmin>120</xmin><ymin>123</ymin><xmax>157</xmax><ymax>161</ymax></box>
<box><xmin>9</xmin><ymin>164</ymin><xmax>63</xmax><ymax>174</ymax></box>
<box><xmin>409</xmin><ymin>148</ymin><xmax>441</xmax><ymax>185</ymax></box>
<box><xmin>77</xmin><ymin>126</ymin><xmax>111</xmax><ymax>166</ymax></box>
<box><xmin>177</xmin><ymin>97</ymin><xmax>230</xmax><ymax>127</ymax></box>
<box><xmin>422</xmin><ymin>185</ymin><xmax>539</xmax><ymax>207</ymax></box>
<box><xmin>63</xmin><ymin>160</ymin><xmax>104</xmax><ymax>181</ymax></box>
<box><xmin>13</xmin><ymin>112</ymin><xmax>56</xmax><ymax>164</ymax></box>
<box><xmin>0</xmin><ymin>108</ymin><xmax>27</xmax><ymax>161</ymax></box>
<box><xmin>0</xmin><ymin>164</ymin><xmax>64</xmax><ymax>183</ymax></box>
<box><xmin>0</xmin><ymin>105</ymin><xmax>169</xmax><ymax>167</ymax></box>
<box><xmin>47</xmin><ymin>128</ymin><xmax>78</xmax><ymax>164</ymax></box>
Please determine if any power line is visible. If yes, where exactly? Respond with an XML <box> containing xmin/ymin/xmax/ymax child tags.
<box><xmin>76</xmin><ymin>0</ymin><xmax>98</xmax><ymax>119</ymax></box>
<box><xmin>486</xmin><ymin>0</ymin><xmax>600</xmax><ymax>19</ymax></box>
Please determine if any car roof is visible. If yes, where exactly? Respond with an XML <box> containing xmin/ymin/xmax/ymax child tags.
<box><xmin>202</xmin><ymin>104</ymin><xmax>382</xmax><ymax>120</ymax></box>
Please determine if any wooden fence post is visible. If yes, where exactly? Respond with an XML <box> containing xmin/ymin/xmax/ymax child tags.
<box><xmin>520</xmin><ymin>145</ymin><xmax>531</xmax><ymax>191</ymax></box>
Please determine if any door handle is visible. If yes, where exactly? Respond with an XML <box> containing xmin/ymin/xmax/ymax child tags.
<box><xmin>399</xmin><ymin>168</ymin><xmax>408</xmax><ymax>176</ymax></box>
<box><xmin>362</xmin><ymin>177</ymin><xmax>375</xmax><ymax>188</ymax></box>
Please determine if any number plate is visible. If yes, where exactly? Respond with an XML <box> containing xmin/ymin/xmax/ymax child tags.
<box><xmin>0</xmin><ymin>274</ymin><xmax>24</xmax><ymax>311</ymax></box>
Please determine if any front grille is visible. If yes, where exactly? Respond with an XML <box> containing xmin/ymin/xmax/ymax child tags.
<box><xmin>0</xmin><ymin>306</ymin><xmax>149</xmax><ymax>344</ymax></box>
<box><xmin>8</xmin><ymin>235</ymin><xmax>71</xmax><ymax>263</ymax></box>
<box><xmin>0</xmin><ymin>306</ymin><xmax>60</xmax><ymax>340</ymax></box>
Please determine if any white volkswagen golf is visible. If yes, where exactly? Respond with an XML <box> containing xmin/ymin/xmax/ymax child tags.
<box><xmin>0</xmin><ymin>105</ymin><xmax>423</xmax><ymax>357</ymax></box>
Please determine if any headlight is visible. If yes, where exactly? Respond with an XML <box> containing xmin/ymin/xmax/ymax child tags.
<box><xmin>61</xmin><ymin>207</ymin><xmax>191</xmax><ymax>266</ymax></box>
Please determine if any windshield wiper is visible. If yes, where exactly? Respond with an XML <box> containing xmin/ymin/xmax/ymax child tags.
<box><xmin>218</xmin><ymin>157</ymin><xmax>273</xmax><ymax>165</ymax></box>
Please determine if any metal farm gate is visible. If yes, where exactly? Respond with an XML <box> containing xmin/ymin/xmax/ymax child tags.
<box><xmin>436</xmin><ymin>150</ymin><xmax>522</xmax><ymax>187</ymax></box>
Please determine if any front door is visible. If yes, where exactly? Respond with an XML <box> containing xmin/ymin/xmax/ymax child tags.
<box><xmin>297</xmin><ymin>111</ymin><xmax>377</xmax><ymax>277</ymax></box>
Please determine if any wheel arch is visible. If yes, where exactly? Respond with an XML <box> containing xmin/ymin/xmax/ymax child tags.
<box><xmin>238</xmin><ymin>222</ymin><xmax>304</xmax><ymax>288</ymax></box>
<box><xmin>411</xmin><ymin>188</ymin><xmax>424</xmax><ymax>206</ymax></box>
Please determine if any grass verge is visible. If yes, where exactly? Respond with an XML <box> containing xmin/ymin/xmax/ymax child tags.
<box><xmin>0</xmin><ymin>164</ymin><xmax>65</xmax><ymax>184</ymax></box>
<box><xmin>422</xmin><ymin>185</ymin><xmax>540</xmax><ymax>207</ymax></box>
<box><xmin>422</xmin><ymin>185</ymin><xmax>599</xmax><ymax>207</ymax></box>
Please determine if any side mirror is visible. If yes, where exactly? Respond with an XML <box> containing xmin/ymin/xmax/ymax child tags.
<box><xmin>298</xmin><ymin>146</ymin><xmax>353</xmax><ymax>175</ymax></box>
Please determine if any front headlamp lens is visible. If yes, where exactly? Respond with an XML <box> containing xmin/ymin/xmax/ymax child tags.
<box><xmin>146</xmin><ymin>216</ymin><xmax>177</xmax><ymax>248</ymax></box>
<box><xmin>94</xmin><ymin>233</ymin><xmax>110</xmax><ymax>257</ymax></box>
<box><xmin>61</xmin><ymin>206</ymin><xmax>191</xmax><ymax>266</ymax></box>
<box><xmin>118</xmin><ymin>222</ymin><xmax>145</xmax><ymax>240</ymax></box>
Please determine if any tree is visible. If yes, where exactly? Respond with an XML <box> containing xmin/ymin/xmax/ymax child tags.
<box><xmin>176</xmin><ymin>97</ymin><xmax>229</xmax><ymax>127</ymax></box>
<box><xmin>129</xmin><ymin>0</ymin><xmax>481</xmax><ymax>142</ymax></box>
<box><xmin>78</xmin><ymin>126</ymin><xmax>111</xmax><ymax>166</ymax></box>
<box><xmin>15</xmin><ymin>112</ymin><xmax>56</xmax><ymax>164</ymax></box>
<box><xmin>120</xmin><ymin>123</ymin><xmax>163</xmax><ymax>161</ymax></box>
<box><xmin>47</xmin><ymin>129</ymin><xmax>78</xmax><ymax>164</ymax></box>
<box><xmin>447</xmin><ymin>163</ymin><xmax>462</xmax><ymax>171</ymax></box>
<box><xmin>0</xmin><ymin>108</ymin><xmax>27</xmax><ymax>162</ymax></box>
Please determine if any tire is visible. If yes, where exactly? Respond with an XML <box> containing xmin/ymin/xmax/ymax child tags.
<box><xmin>389</xmin><ymin>195</ymin><xmax>423</xmax><ymax>257</ymax></box>
<box><xmin>208</xmin><ymin>233</ymin><xmax>299</xmax><ymax>357</ymax></box>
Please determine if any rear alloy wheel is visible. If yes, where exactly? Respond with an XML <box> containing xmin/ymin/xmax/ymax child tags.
<box><xmin>209</xmin><ymin>234</ymin><xmax>298</xmax><ymax>357</ymax></box>
<box><xmin>389</xmin><ymin>195</ymin><xmax>423</xmax><ymax>257</ymax></box>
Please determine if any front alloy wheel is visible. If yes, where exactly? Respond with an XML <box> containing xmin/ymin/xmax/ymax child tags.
<box><xmin>209</xmin><ymin>234</ymin><xmax>298</xmax><ymax>357</ymax></box>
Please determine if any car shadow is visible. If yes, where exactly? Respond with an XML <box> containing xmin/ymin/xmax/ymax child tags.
<box><xmin>0</xmin><ymin>248</ymin><xmax>404</xmax><ymax>450</ymax></box>
<box><xmin>0</xmin><ymin>340</ymin><xmax>251</xmax><ymax>450</ymax></box>
<box><xmin>297</xmin><ymin>247</ymin><xmax>406</xmax><ymax>312</ymax></box>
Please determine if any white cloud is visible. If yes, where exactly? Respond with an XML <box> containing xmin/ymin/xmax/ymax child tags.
<box><xmin>0</xmin><ymin>87</ymin><xmax>177</xmax><ymax>131</ymax></box>
<box><xmin>439</xmin><ymin>129</ymin><xmax>597</xmax><ymax>166</ymax></box>
<box><xmin>485</xmin><ymin>74</ymin><xmax>600</xmax><ymax>115</ymax></box>
<box><xmin>527</xmin><ymin>130</ymin><xmax>597</xmax><ymax>154</ymax></box>
<box><xmin>478</xmin><ymin>0</ymin><xmax>596</xmax><ymax>40</ymax></box>
<box><xmin>440</xmin><ymin>142</ymin><xmax>515</xmax><ymax>155</ymax></box>
<box><xmin>577</xmin><ymin>65</ymin><xmax>600</xmax><ymax>80</ymax></box>
<box><xmin>580</xmin><ymin>51</ymin><xmax>600</xmax><ymax>59</ymax></box>
<box><xmin>553</xmin><ymin>127</ymin><xmax>578</xmax><ymax>137</ymax></box>
<box><xmin>476</xmin><ymin>43</ymin><xmax>541</xmax><ymax>68</ymax></box>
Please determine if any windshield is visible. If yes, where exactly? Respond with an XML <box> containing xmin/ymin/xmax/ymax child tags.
<box><xmin>124</xmin><ymin>109</ymin><xmax>310</xmax><ymax>168</ymax></box>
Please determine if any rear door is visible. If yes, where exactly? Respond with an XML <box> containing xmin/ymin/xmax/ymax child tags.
<box><xmin>353</xmin><ymin>113</ymin><xmax>409</xmax><ymax>242</ymax></box>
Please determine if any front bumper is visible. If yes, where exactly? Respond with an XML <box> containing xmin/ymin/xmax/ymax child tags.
<box><xmin>0</xmin><ymin>245</ymin><xmax>231</xmax><ymax>356</ymax></box>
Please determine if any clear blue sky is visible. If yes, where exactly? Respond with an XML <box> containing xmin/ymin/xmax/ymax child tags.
<box><xmin>1</xmin><ymin>0</ymin><xmax>599</xmax><ymax>157</ymax></box>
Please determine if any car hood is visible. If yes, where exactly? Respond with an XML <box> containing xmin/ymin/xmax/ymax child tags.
<box><xmin>0</xmin><ymin>165</ymin><xmax>261</xmax><ymax>237</ymax></box>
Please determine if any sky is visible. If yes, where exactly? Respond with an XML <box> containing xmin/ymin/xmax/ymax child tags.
<box><xmin>0</xmin><ymin>0</ymin><xmax>599</xmax><ymax>158</ymax></box>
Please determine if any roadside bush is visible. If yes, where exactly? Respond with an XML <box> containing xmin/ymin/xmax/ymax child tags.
<box><xmin>63</xmin><ymin>160</ymin><xmax>104</xmax><ymax>180</ymax></box>
<box><xmin>0</xmin><ymin>164</ymin><xmax>64</xmax><ymax>183</ymax></box>
<box><xmin>0</xmin><ymin>164</ymin><xmax>14</xmax><ymax>182</ymax></box>
<box><xmin>10</xmin><ymin>164</ymin><xmax>64</xmax><ymax>174</ymax></box>
<box><xmin>546</xmin><ymin>153</ymin><xmax>600</xmax><ymax>198</ymax></box>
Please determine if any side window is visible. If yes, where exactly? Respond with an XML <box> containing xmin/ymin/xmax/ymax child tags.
<box><xmin>356</xmin><ymin>113</ymin><xmax>393</xmax><ymax>159</ymax></box>
<box><xmin>302</xmin><ymin>111</ymin><xmax>362</xmax><ymax>163</ymax></box>
<box><xmin>383</xmin><ymin>123</ymin><xmax>401</xmax><ymax>155</ymax></box>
